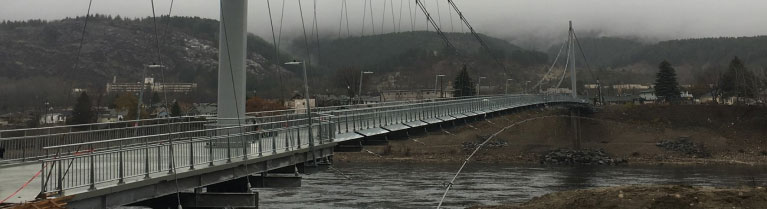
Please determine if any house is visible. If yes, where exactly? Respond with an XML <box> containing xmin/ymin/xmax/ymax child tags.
<box><xmin>97</xmin><ymin>109</ymin><xmax>126</xmax><ymax>123</ymax></box>
<box><xmin>637</xmin><ymin>90</ymin><xmax>657</xmax><ymax>104</ymax></box>
<box><xmin>189</xmin><ymin>103</ymin><xmax>217</xmax><ymax>116</ymax></box>
<box><xmin>39</xmin><ymin>113</ymin><xmax>68</xmax><ymax>125</ymax></box>
<box><xmin>284</xmin><ymin>98</ymin><xmax>316</xmax><ymax>113</ymax></box>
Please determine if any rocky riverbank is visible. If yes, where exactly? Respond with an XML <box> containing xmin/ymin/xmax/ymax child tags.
<box><xmin>334</xmin><ymin>106</ymin><xmax>767</xmax><ymax>166</ymax></box>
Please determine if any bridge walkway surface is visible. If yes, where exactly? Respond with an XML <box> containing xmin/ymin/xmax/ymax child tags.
<box><xmin>0</xmin><ymin>94</ymin><xmax>585</xmax><ymax>208</ymax></box>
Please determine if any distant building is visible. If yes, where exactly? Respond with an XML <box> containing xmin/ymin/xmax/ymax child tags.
<box><xmin>637</xmin><ymin>90</ymin><xmax>657</xmax><ymax>104</ymax></box>
<box><xmin>543</xmin><ymin>88</ymin><xmax>572</xmax><ymax>94</ymax></box>
<box><xmin>107</xmin><ymin>76</ymin><xmax>197</xmax><ymax>94</ymax></box>
<box><xmin>39</xmin><ymin>113</ymin><xmax>68</xmax><ymax>125</ymax></box>
<box><xmin>284</xmin><ymin>98</ymin><xmax>316</xmax><ymax>113</ymax></box>
<box><xmin>189</xmin><ymin>103</ymin><xmax>217</xmax><ymax>115</ymax></box>
<box><xmin>380</xmin><ymin>89</ymin><xmax>451</xmax><ymax>102</ymax></box>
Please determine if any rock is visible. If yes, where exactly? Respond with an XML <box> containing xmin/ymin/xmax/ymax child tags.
<box><xmin>540</xmin><ymin>148</ymin><xmax>627</xmax><ymax>166</ymax></box>
<box><xmin>656</xmin><ymin>137</ymin><xmax>711</xmax><ymax>157</ymax></box>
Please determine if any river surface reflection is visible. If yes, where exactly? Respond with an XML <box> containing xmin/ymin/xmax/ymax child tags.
<box><xmin>257</xmin><ymin>163</ymin><xmax>767</xmax><ymax>209</ymax></box>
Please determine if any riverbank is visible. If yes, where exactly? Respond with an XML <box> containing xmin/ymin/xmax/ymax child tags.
<box><xmin>334</xmin><ymin>105</ymin><xmax>767</xmax><ymax>166</ymax></box>
<box><xmin>468</xmin><ymin>185</ymin><xmax>767</xmax><ymax>209</ymax></box>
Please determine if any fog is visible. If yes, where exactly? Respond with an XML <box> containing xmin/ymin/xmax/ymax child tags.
<box><xmin>2</xmin><ymin>0</ymin><xmax>766</xmax><ymax>50</ymax></box>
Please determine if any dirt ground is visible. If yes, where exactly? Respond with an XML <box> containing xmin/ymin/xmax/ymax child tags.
<box><xmin>467</xmin><ymin>185</ymin><xmax>767</xmax><ymax>209</ymax></box>
<box><xmin>334</xmin><ymin>104</ymin><xmax>767</xmax><ymax>165</ymax></box>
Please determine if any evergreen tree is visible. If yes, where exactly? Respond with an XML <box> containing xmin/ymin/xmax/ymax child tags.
<box><xmin>452</xmin><ymin>65</ymin><xmax>477</xmax><ymax>97</ymax></box>
<box><xmin>171</xmin><ymin>101</ymin><xmax>182</xmax><ymax>117</ymax></box>
<box><xmin>151</xmin><ymin>92</ymin><xmax>161</xmax><ymax>105</ymax></box>
<box><xmin>69</xmin><ymin>92</ymin><xmax>95</xmax><ymax>125</ymax></box>
<box><xmin>654</xmin><ymin>60</ymin><xmax>681</xmax><ymax>103</ymax></box>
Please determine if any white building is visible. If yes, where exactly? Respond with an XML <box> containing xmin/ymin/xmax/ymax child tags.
<box><xmin>284</xmin><ymin>99</ymin><xmax>316</xmax><ymax>113</ymax></box>
<box><xmin>39</xmin><ymin>113</ymin><xmax>67</xmax><ymax>125</ymax></box>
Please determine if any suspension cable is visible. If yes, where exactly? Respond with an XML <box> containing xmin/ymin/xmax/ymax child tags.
<box><xmin>446</xmin><ymin>0</ymin><xmax>508</xmax><ymax>75</ymax></box>
<box><xmin>159</xmin><ymin>0</ymin><xmax>175</xmax><ymax>112</ymax></box>
<box><xmin>381</xmin><ymin>0</ymin><xmax>387</xmax><ymax>33</ymax></box>
<box><xmin>151</xmin><ymin>1</ymin><xmax>182</xmax><ymax>208</ymax></box>
<box><xmin>63</xmin><ymin>0</ymin><xmax>93</xmax><ymax>107</ymax></box>
<box><xmin>531</xmin><ymin>38</ymin><xmax>566</xmax><ymax>90</ymax></box>
<box><xmin>344</xmin><ymin>0</ymin><xmax>350</xmax><ymax>37</ymax></box>
<box><xmin>554</xmin><ymin>32</ymin><xmax>573</xmax><ymax>89</ymax></box>
<box><xmin>408</xmin><ymin>0</ymin><xmax>415</xmax><ymax>31</ymax></box>
<box><xmin>369</xmin><ymin>0</ymin><xmax>376</xmax><ymax>35</ymax></box>
<box><xmin>571</xmin><ymin>29</ymin><xmax>598</xmax><ymax>81</ymax></box>
<box><xmin>447</xmin><ymin>0</ymin><xmax>454</xmax><ymax>32</ymax></box>
<box><xmin>415</xmin><ymin>0</ymin><xmax>461</xmax><ymax>57</ymax></box>
<box><xmin>338</xmin><ymin>0</ymin><xmax>345</xmax><ymax>37</ymax></box>
<box><xmin>267</xmin><ymin>0</ymin><xmax>286</xmax><ymax>102</ymax></box>
<box><xmin>313</xmin><ymin>0</ymin><xmax>321</xmax><ymax>65</ymax></box>
<box><xmin>397</xmin><ymin>0</ymin><xmax>403</xmax><ymax>33</ymax></box>
<box><xmin>434</xmin><ymin>0</ymin><xmax>442</xmax><ymax>30</ymax></box>
<box><xmin>390</xmin><ymin>0</ymin><xmax>396</xmax><ymax>32</ymax></box>
<box><xmin>361</xmin><ymin>0</ymin><xmax>367</xmax><ymax>36</ymax></box>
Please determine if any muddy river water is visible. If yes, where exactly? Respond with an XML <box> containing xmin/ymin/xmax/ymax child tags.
<box><xmin>257</xmin><ymin>162</ymin><xmax>767</xmax><ymax>209</ymax></box>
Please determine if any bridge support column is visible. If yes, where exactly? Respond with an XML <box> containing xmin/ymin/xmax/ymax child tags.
<box><xmin>250</xmin><ymin>174</ymin><xmax>302</xmax><ymax>188</ymax></box>
<box><xmin>217</xmin><ymin>0</ymin><xmax>248</xmax><ymax>125</ymax></box>
<box><xmin>570</xmin><ymin>108</ymin><xmax>582</xmax><ymax>149</ymax></box>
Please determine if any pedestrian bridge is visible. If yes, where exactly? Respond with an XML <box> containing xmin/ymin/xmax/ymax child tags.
<box><xmin>0</xmin><ymin>94</ymin><xmax>585</xmax><ymax>208</ymax></box>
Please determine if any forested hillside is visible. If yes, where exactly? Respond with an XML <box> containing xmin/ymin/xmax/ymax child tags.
<box><xmin>0</xmin><ymin>15</ymin><xmax>299</xmax><ymax>112</ymax></box>
<box><xmin>548</xmin><ymin>36</ymin><xmax>767</xmax><ymax>83</ymax></box>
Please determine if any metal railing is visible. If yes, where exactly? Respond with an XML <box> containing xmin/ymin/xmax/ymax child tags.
<box><xmin>0</xmin><ymin>116</ymin><xmax>210</xmax><ymax>163</ymax></box>
<box><xmin>39</xmin><ymin>112</ymin><xmax>335</xmax><ymax>194</ymax></box>
<box><xmin>1</xmin><ymin>95</ymin><xmax>509</xmax><ymax>163</ymax></box>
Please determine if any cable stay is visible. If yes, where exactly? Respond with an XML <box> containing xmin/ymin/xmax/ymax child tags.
<box><xmin>415</xmin><ymin>0</ymin><xmax>460</xmax><ymax>57</ymax></box>
<box><xmin>445</xmin><ymin>0</ymin><xmax>509</xmax><ymax>77</ymax></box>
<box><xmin>530</xmin><ymin>38</ymin><xmax>567</xmax><ymax>91</ymax></box>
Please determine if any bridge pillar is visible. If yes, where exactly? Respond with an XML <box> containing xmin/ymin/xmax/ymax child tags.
<box><xmin>570</xmin><ymin>108</ymin><xmax>582</xmax><ymax>149</ymax></box>
<box><xmin>217</xmin><ymin>0</ymin><xmax>248</xmax><ymax>125</ymax></box>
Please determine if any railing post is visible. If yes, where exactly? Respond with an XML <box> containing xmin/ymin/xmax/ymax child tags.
<box><xmin>118</xmin><ymin>140</ymin><xmax>124</xmax><ymax>185</ymax></box>
<box><xmin>168</xmin><ymin>136</ymin><xmax>175</xmax><ymax>174</ymax></box>
<box><xmin>88</xmin><ymin>144</ymin><xmax>95</xmax><ymax>191</ymax></box>
<box><xmin>226</xmin><ymin>131</ymin><xmax>232</xmax><ymax>163</ymax></box>
<box><xmin>208</xmin><ymin>132</ymin><xmax>214</xmax><ymax>167</ymax></box>
<box><xmin>54</xmin><ymin>148</ymin><xmax>62</xmax><ymax>193</ymax></box>
<box><xmin>189</xmin><ymin>137</ymin><xmax>195</xmax><ymax>170</ymax></box>
<box><xmin>257</xmin><ymin>130</ymin><xmax>263</xmax><ymax>157</ymax></box>
<box><xmin>144</xmin><ymin>137</ymin><xmax>150</xmax><ymax>179</ymax></box>
<box><xmin>242</xmin><ymin>126</ymin><xmax>248</xmax><ymax>160</ymax></box>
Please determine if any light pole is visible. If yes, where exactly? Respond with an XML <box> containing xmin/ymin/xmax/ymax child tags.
<box><xmin>505</xmin><ymin>79</ymin><xmax>513</xmax><ymax>94</ymax></box>
<box><xmin>136</xmin><ymin>64</ymin><xmax>164</xmax><ymax>124</ymax></box>
<box><xmin>477</xmin><ymin>77</ymin><xmax>486</xmax><ymax>95</ymax></box>
<box><xmin>435</xmin><ymin>74</ymin><xmax>445</xmax><ymax>98</ymax></box>
<box><xmin>358</xmin><ymin>71</ymin><xmax>374</xmax><ymax>104</ymax></box>
<box><xmin>525</xmin><ymin>81</ymin><xmax>531</xmax><ymax>94</ymax></box>
<box><xmin>285</xmin><ymin>60</ymin><xmax>315</xmax><ymax>164</ymax></box>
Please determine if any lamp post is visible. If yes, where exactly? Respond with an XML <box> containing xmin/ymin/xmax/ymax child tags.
<box><xmin>477</xmin><ymin>77</ymin><xmax>486</xmax><ymax>95</ymax></box>
<box><xmin>525</xmin><ymin>81</ymin><xmax>531</xmax><ymax>94</ymax></box>
<box><xmin>435</xmin><ymin>74</ymin><xmax>445</xmax><ymax>98</ymax></box>
<box><xmin>358</xmin><ymin>71</ymin><xmax>374</xmax><ymax>104</ymax></box>
<box><xmin>505</xmin><ymin>79</ymin><xmax>513</xmax><ymax>94</ymax></box>
<box><xmin>285</xmin><ymin>60</ymin><xmax>315</xmax><ymax>164</ymax></box>
<box><xmin>136</xmin><ymin>64</ymin><xmax>164</xmax><ymax>125</ymax></box>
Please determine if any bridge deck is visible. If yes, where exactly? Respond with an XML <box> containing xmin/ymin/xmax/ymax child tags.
<box><xmin>0</xmin><ymin>94</ymin><xmax>585</xmax><ymax>206</ymax></box>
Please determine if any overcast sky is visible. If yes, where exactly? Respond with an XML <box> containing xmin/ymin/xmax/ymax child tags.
<box><xmin>2</xmin><ymin>0</ymin><xmax>766</xmax><ymax>50</ymax></box>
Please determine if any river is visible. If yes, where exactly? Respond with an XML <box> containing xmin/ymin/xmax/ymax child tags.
<box><xmin>257</xmin><ymin>162</ymin><xmax>767</xmax><ymax>209</ymax></box>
